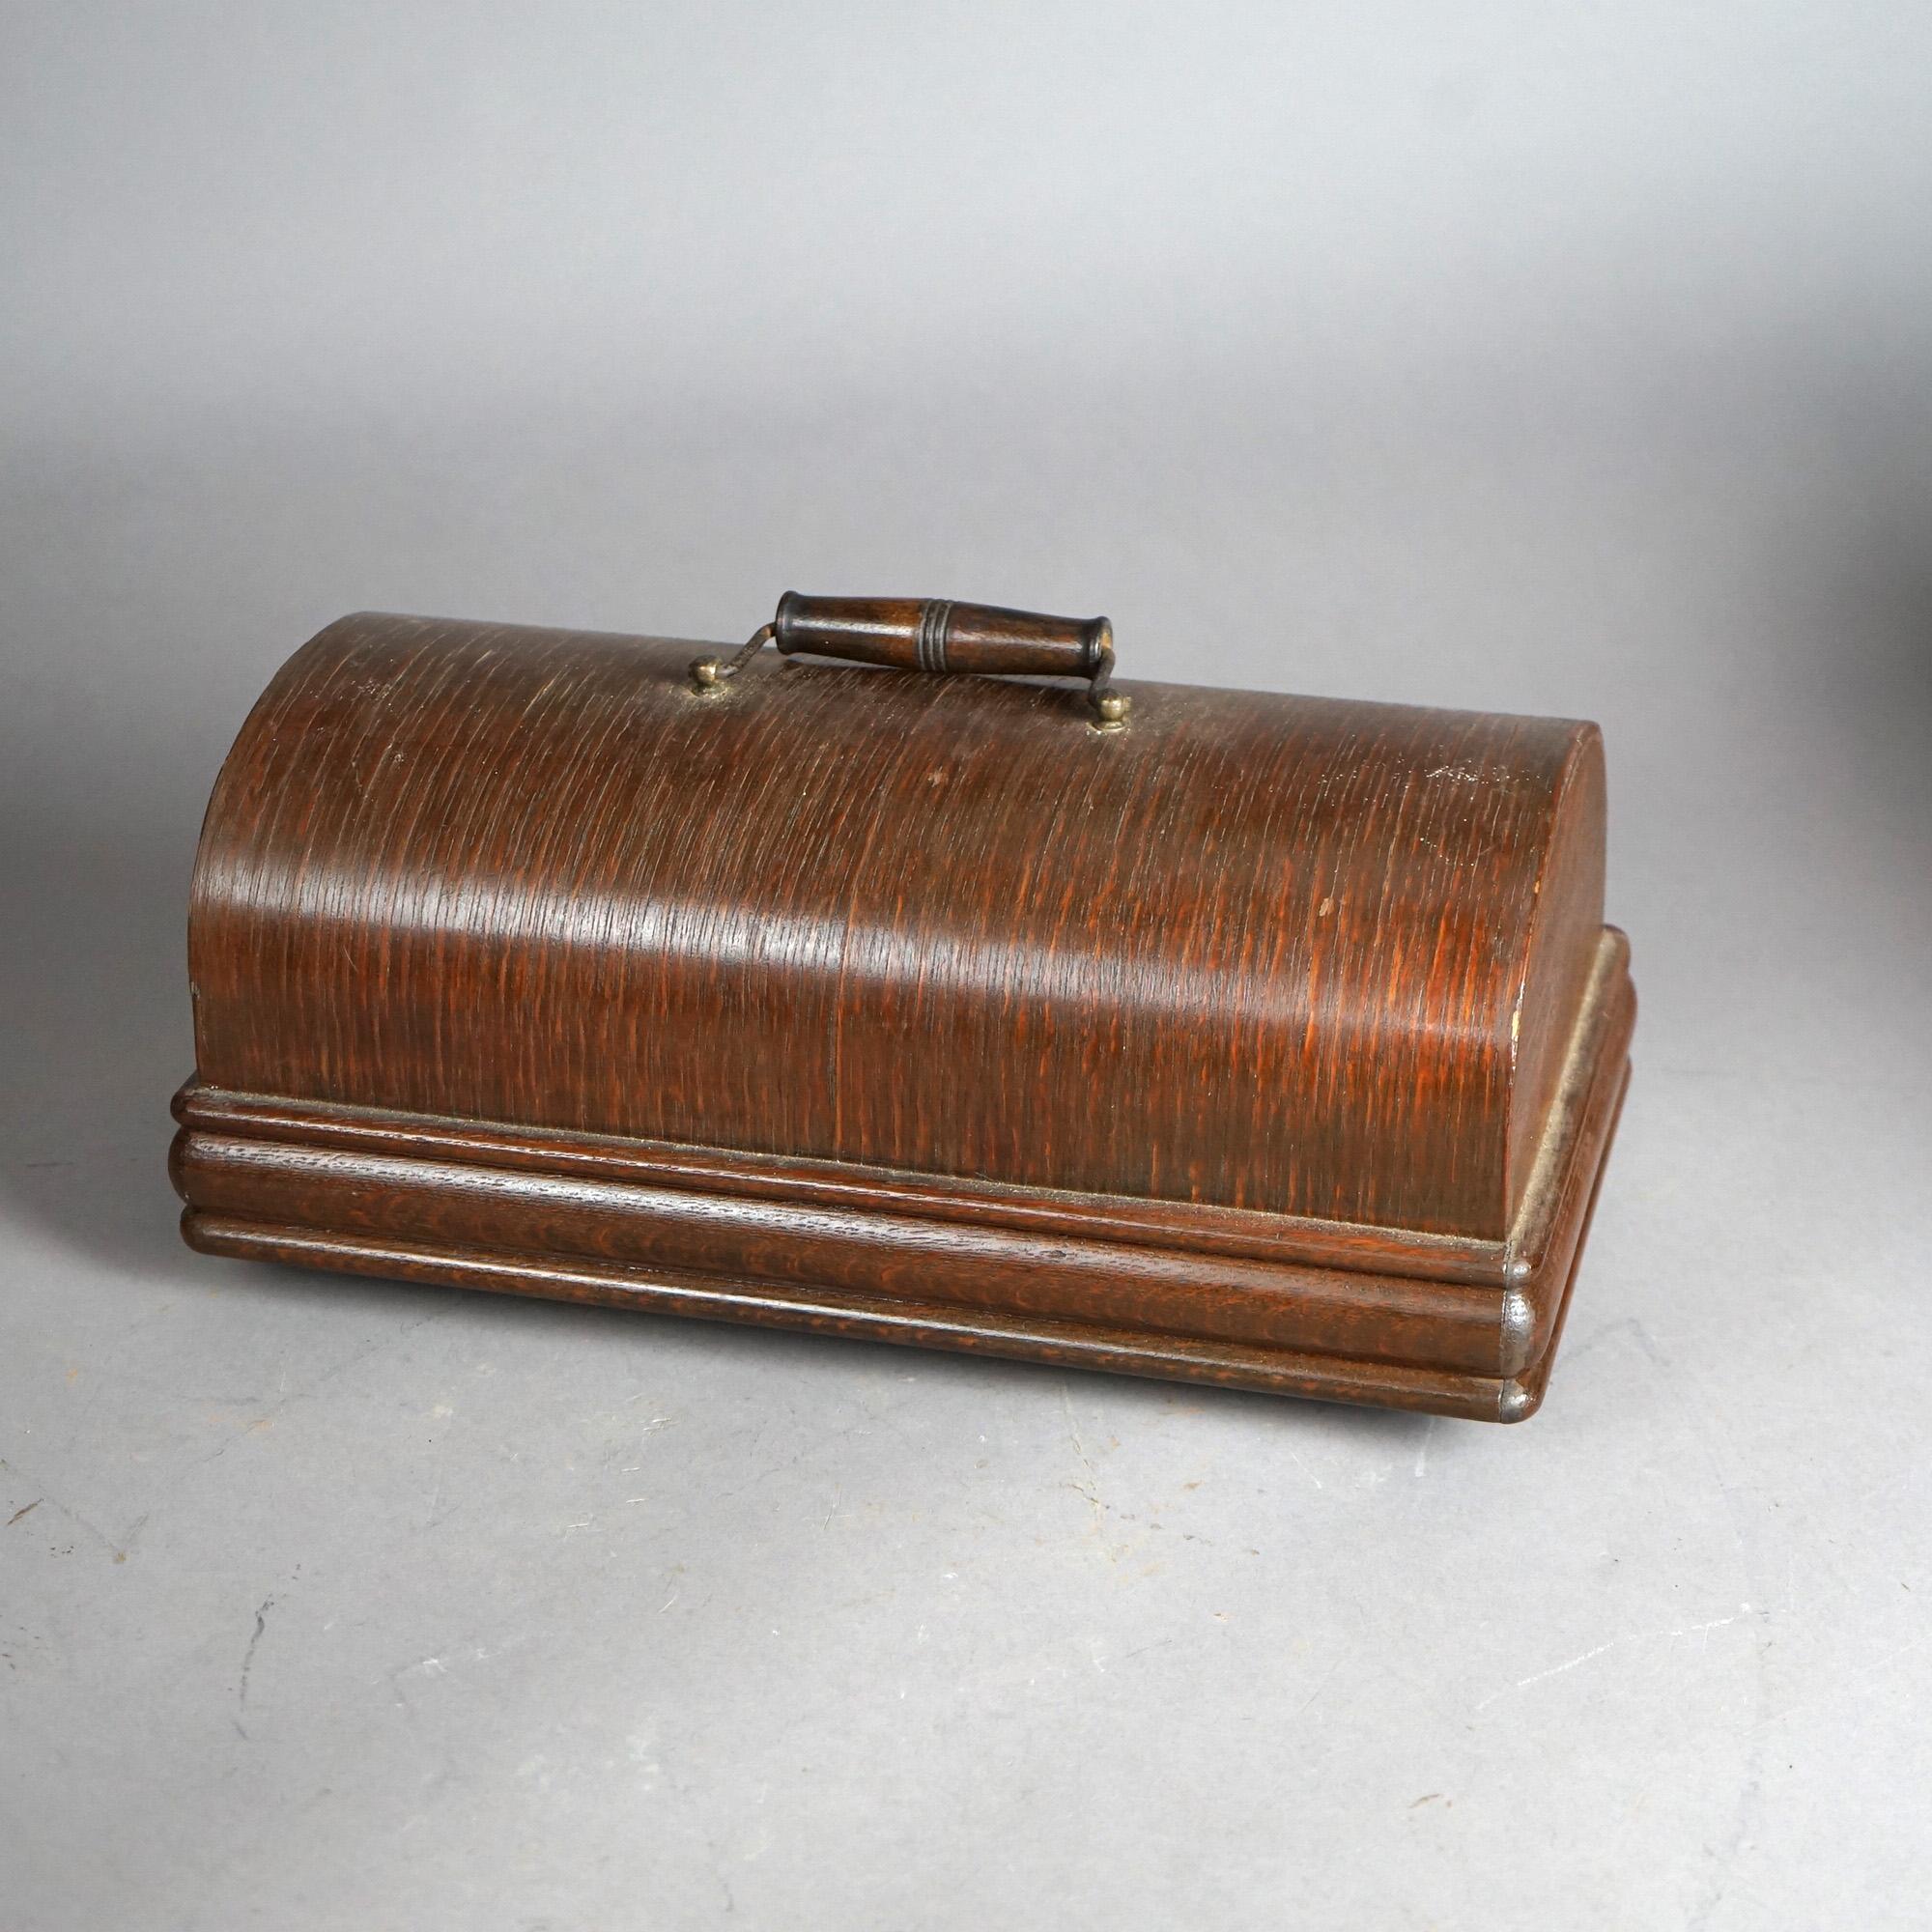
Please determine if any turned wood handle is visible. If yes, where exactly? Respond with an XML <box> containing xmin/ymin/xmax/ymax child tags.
<box><xmin>690</xmin><ymin>593</ymin><xmax>1129</xmax><ymax>726</ymax></box>
<box><xmin>774</xmin><ymin>593</ymin><xmax>1113</xmax><ymax>682</ymax></box>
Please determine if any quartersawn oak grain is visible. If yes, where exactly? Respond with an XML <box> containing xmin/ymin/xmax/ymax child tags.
<box><xmin>174</xmin><ymin>606</ymin><xmax>1635</xmax><ymax>1421</ymax></box>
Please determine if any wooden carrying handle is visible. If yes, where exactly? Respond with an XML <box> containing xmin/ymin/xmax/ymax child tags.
<box><xmin>777</xmin><ymin>592</ymin><xmax>1109</xmax><ymax>678</ymax></box>
<box><xmin>691</xmin><ymin>594</ymin><xmax>1128</xmax><ymax>728</ymax></box>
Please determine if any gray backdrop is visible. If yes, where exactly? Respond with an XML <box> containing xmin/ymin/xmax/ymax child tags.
<box><xmin>4</xmin><ymin>5</ymin><xmax>1929</xmax><ymax>1927</ymax></box>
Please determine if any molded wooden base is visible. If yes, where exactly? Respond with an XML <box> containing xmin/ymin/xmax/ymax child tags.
<box><xmin>172</xmin><ymin>934</ymin><xmax>1633</xmax><ymax>1423</ymax></box>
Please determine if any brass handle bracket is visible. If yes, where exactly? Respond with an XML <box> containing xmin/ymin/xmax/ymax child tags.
<box><xmin>688</xmin><ymin>622</ymin><xmax>774</xmax><ymax>696</ymax></box>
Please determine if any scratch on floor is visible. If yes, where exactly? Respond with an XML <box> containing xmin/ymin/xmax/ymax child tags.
<box><xmin>1859</xmin><ymin>1630</ymin><xmax>1930</xmax><ymax>1677</ymax></box>
<box><xmin>0</xmin><ymin>1461</ymin><xmax>129</xmax><ymax>1561</ymax></box>
<box><xmin>1061</xmin><ymin>1379</ymin><xmax>1106</xmax><ymax>1524</ymax></box>
<box><xmin>236</xmin><ymin>1594</ymin><xmax>275</xmax><ymax>1736</ymax></box>
<box><xmin>1292</xmin><ymin>1656</ymin><xmax>1347</xmax><ymax>1722</ymax></box>
<box><xmin>190</xmin><ymin>1307</ymin><xmax>458</xmax><ymax>1476</ymax></box>
<box><xmin>1478</xmin><ymin>1608</ymin><xmax>1753</xmax><ymax>1710</ymax></box>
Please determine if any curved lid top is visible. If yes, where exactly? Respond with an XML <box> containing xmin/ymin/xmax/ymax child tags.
<box><xmin>189</xmin><ymin>612</ymin><xmax>1606</xmax><ymax>1240</ymax></box>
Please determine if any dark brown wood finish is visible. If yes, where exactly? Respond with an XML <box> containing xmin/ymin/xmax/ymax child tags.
<box><xmin>175</xmin><ymin>605</ymin><xmax>1634</xmax><ymax>1421</ymax></box>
